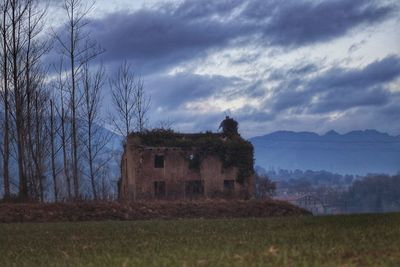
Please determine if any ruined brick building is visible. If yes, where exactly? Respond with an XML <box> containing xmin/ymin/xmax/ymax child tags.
<box><xmin>119</xmin><ymin>117</ymin><xmax>255</xmax><ymax>200</ymax></box>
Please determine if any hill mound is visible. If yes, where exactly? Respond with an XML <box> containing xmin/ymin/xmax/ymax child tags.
<box><xmin>0</xmin><ymin>200</ymin><xmax>310</xmax><ymax>223</ymax></box>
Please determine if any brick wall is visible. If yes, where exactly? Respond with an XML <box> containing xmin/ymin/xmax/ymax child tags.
<box><xmin>120</xmin><ymin>143</ymin><xmax>253</xmax><ymax>200</ymax></box>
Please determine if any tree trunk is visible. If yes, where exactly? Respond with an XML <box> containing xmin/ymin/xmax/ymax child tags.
<box><xmin>70</xmin><ymin>7</ymin><xmax>79</xmax><ymax>200</ymax></box>
<box><xmin>60</xmin><ymin>90</ymin><xmax>71</xmax><ymax>199</ymax></box>
<box><xmin>2</xmin><ymin>2</ymin><xmax>10</xmax><ymax>199</ymax></box>
<box><xmin>11</xmin><ymin>1</ymin><xmax>27</xmax><ymax>200</ymax></box>
<box><xmin>50</xmin><ymin>100</ymin><xmax>58</xmax><ymax>202</ymax></box>
<box><xmin>88</xmin><ymin>122</ymin><xmax>97</xmax><ymax>199</ymax></box>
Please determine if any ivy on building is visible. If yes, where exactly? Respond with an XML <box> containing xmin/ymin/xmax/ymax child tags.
<box><xmin>129</xmin><ymin>125</ymin><xmax>254</xmax><ymax>185</ymax></box>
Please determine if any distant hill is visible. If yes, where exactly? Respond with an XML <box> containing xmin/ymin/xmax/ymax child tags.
<box><xmin>249</xmin><ymin>130</ymin><xmax>400</xmax><ymax>175</ymax></box>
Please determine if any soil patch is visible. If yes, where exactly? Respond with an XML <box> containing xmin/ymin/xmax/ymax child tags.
<box><xmin>0</xmin><ymin>200</ymin><xmax>311</xmax><ymax>223</ymax></box>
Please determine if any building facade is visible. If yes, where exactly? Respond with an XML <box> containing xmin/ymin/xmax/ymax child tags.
<box><xmin>120</xmin><ymin>131</ymin><xmax>254</xmax><ymax>201</ymax></box>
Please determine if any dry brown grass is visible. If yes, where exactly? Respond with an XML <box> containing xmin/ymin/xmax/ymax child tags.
<box><xmin>0</xmin><ymin>199</ymin><xmax>310</xmax><ymax>223</ymax></box>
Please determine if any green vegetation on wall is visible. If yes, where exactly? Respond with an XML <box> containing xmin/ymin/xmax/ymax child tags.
<box><xmin>130</xmin><ymin>129</ymin><xmax>254</xmax><ymax>184</ymax></box>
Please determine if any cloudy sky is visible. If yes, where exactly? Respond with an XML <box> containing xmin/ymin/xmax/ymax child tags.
<box><xmin>48</xmin><ymin>0</ymin><xmax>400</xmax><ymax>138</ymax></box>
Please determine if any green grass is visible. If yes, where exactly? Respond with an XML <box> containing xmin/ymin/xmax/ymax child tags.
<box><xmin>1</xmin><ymin>213</ymin><xmax>400</xmax><ymax>266</ymax></box>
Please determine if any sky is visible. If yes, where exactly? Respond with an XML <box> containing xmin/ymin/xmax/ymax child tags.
<box><xmin>47</xmin><ymin>0</ymin><xmax>400</xmax><ymax>138</ymax></box>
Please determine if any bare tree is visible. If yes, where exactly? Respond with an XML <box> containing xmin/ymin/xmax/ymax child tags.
<box><xmin>23</xmin><ymin>0</ymin><xmax>49</xmax><ymax>201</ymax></box>
<box><xmin>255</xmin><ymin>173</ymin><xmax>276</xmax><ymax>199</ymax></box>
<box><xmin>8</xmin><ymin>0</ymin><xmax>32</xmax><ymax>199</ymax></box>
<box><xmin>32</xmin><ymin>89</ymin><xmax>49</xmax><ymax>201</ymax></box>
<box><xmin>110</xmin><ymin>61</ymin><xmax>137</xmax><ymax>138</ymax></box>
<box><xmin>0</xmin><ymin>0</ymin><xmax>10</xmax><ymax>199</ymax></box>
<box><xmin>98</xmin><ymin>165</ymin><xmax>113</xmax><ymax>200</ymax></box>
<box><xmin>53</xmin><ymin>59</ymin><xmax>72</xmax><ymax>199</ymax></box>
<box><xmin>0</xmin><ymin>0</ymin><xmax>50</xmax><ymax>201</ymax></box>
<box><xmin>134</xmin><ymin>78</ymin><xmax>150</xmax><ymax>132</ymax></box>
<box><xmin>155</xmin><ymin>119</ymin><xmax>174</xmax><ymax>130</ymax></box>
<box><xmin>55</xmin><ymin>0</ymin><xmax>102</xmax><ymax>199</ymax></box>
<box><xmin>49</xmin><ymin>99</ymin><xmax>59</xmax><ymax>202</ymax></box>
<box><xmin>110</xmin><ymin>62</ymin><xmax>151</xmax><ymax>136</ymax></box>
<box><xmin>81</xmin><ymin>63</ymin><xmax>109</xmax><ymax>200</ymax></box>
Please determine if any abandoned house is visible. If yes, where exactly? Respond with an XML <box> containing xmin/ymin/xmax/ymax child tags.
<box><xmin>119</xmin><ymin>117</ymin><xmax>255</xmax><ymax>200</ymax></box>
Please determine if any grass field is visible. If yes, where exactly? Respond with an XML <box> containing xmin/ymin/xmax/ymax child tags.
<box><xmin>1</xmin><ymin>213</ymin><xmax>400</xmax><ymax>266</ymax></box>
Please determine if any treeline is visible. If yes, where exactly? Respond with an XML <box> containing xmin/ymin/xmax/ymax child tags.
<box><xmin>344</xmin><ymin>175</ymin><xmax>400</xmax><ymax>213</ymax></box>
<box><xmin>322</xmin><ymin>174</ymin><xmax>400</xmax><ymax>214</ymax></box>
<box><xmin>0</xmin><ymin>0</ymin><xmax>149</xmax><ymax>202</ymax></box>
<box><xmin>256</xmin><ymin>166</ymin><xmax>400</xmax><ymax>213</ymax></box>
<box><xmin>256</xmin><ymin>166</ymin><xmax>355</xmax><ymax>187</ymax></box>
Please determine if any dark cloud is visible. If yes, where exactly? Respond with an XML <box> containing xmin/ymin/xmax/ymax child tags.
<box><xmin>235</xmin><ymin>106</ymin><xmax>276</xmax><ymax>122</ymax></box>
<box><xmin>46</xmin><ymin>0</ymin><xmax>399</xmax><ymax>136</ymax></box>
<box><xmin>310</xmin><ymin>86</ymin><xmax>390</xmax><ymax>113</ymax></box>
<box><xmin>246</xmin><ymin>0</ymin><xmax>394</xmax><ymax>46</ymax></box>
<box><xmin>146</xmin><ymin>55</ymin><xmax>400</xmax><ymax>136</ymax></box>
<box><xmin>146</xmin><ymin>73</ymin><xmax>240</xmax><ymax>109</ymax></box>
<box><xmin>271</xmin><ymin>88</ymin><xmax>311</xmax><ymax>113</ymax></box>
<box><xmin>269</xmin><ymin>63</ymin><xmax>318</xmax><ymax>81</ymax></box>
<box><xmin>147</xmin><ymin>55</ymin><xmax>400</xmax><ymax>135</ymax></box>
<box><xmin>309</xmin><ymin>56</ymin><xmax>400</xmax><ymax>90</ymax></box>
<box><xmin>379</xmin><ymin>98</ymin><xmax>400</xmax><ymax>121</ymax></box>
<box><xmin>270</xmin><ymin>55</ymin><xmax>400</xmax><ymax>114</ymax></box>
<box><xmin>83</xmin><ymin>0</ymin><xmax>395</xmax><ymax>73</ymax></box>
<box><xmin>150</xmin><ymin>105</ymin><xmax>226</xmax><ymax>133</ymax></box>
<box><xmin>89</xmin><ymin>9</ymin><xmax>246</xmax><ymax>74</ymax></box>
<box><xmin>171</xmin><ymin>0</ymin><xmax>242</xmax><ymax>19</ymax></box>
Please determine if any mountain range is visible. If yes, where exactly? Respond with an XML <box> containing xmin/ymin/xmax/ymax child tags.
<box><xmin>249</xmin><ymin>130</ymin><xmax>400</xmax><ymax>175</ymax></box>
